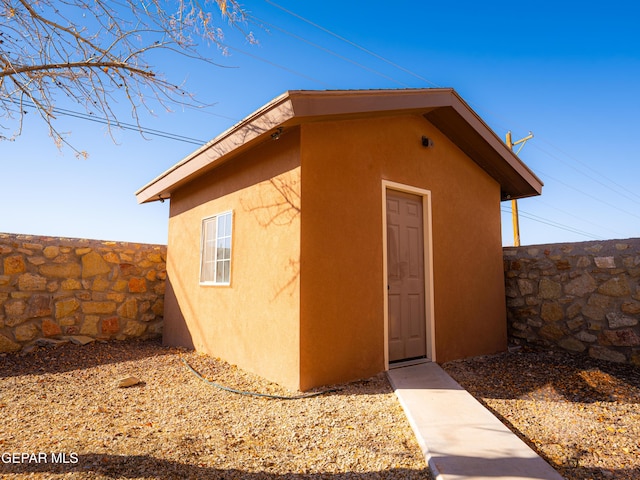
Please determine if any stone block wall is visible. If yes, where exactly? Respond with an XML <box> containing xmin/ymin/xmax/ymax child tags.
<box><xmin>504</xmin><ymin>238</ymin><xmax>640</xmax><ymax>365</ymax></box>
<box><xmin>0</xmin><ymin>233</ymin><xmax>166</xmax><ymax>353</ymax></box>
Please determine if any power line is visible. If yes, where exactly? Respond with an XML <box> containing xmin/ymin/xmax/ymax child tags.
<box><xmin>466</xmin><ymin>104</ymin><xmax>640</xmax><ymax>208</ymax></box>
<box><xmin>533</xmin><ymin>199</ymin><xmax>628</xmax><ymax>238</ymax></box>
<box><xmin>222</xmin><ymin>43</ymin><xmax>336</xmax><ymax>88</ymax></box>
<box><xmin>484</xmin><ymin>102</ymin><xmax>640</xmax><ymax>206</ymax></box>
<box><xmin>248</xmin><ymin>14</ymin><xmax>412</xmax><ymax>88</ymax></box>
<box><xmin>540</xmin><ymin>139</ymin><xmax>640</xmax><ymax>204</ymax></box>
<box><xmin>263</xmin><ymin>0</ymin><xmax>441</xmax><ymax>87</ymax></box>
<box><xmin>534</xmin><ymin>167</ymin><xmax>640</xmax><ymax>222</ymax></box>
<box><xmin>501</xmin><ymin>207</ymin><xmax>605</xmax><ymax>240</ymax></box>
<box><xmin>531</xmin><ymin>142</ymin><xmax>640</xmax><ymax>206</ymax></box>
<box><xmin>14</xmin><ymin>100</ymin><xmax>208</xmax><ymax>145</ymax></box>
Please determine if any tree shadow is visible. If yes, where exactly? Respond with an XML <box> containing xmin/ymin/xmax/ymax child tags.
<box><xmin>0</xmin><ymin>453</ymin><xmax>432</xmax><ymax>479</ymax></box>
<box><xmin>0</xmin><ymin>338</ymin><xmax>174</xmax><ymax>379</ymax></box>
<box><xmin>240</xmin><ymin>175</ymin><xmax>300</xmax><ymax>228</ymax></box>
<box><xmin>240</xmin><ymin>171</ymin><xmax>301</xmax><ymax>301</ymax></box>
<box><xmin>442</xmin><ymin>348</ymin><xmax>640</xmax><ymax>404</ymax></box>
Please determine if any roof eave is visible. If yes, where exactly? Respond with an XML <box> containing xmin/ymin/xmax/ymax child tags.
<box><xmin>423</xmin><ymin>90</ymin><xmax>543</xmax><ymax>200</ymax></box>
<box><xmin>135</xmin><ymin>91</ymin><xmax>297</xmax><ymax>204</ymax></box>
<box><xmin>136</xmin><ymin>88</ymin><xmax>543</xmax><ymax>204</ymax></box>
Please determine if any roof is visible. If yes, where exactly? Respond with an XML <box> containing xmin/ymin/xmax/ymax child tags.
<box><xmin>136</xmin><ymin>88</ymin><xmax>543</xmax><ymax>204</ymax></box>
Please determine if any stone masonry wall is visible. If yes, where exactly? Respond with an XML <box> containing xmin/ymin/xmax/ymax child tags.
<box><xmin>0</xmin><ymin>233</ymin><xmax>166</xmax><ymax>353</ymax></box>
<box><xmin>504</xmin><ymin>238</ymin><xmax>640</xmax><ymax>365</ymax></box>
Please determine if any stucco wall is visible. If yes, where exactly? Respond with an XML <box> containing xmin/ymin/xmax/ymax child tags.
<box><xmin>164</xmin><ymin>113</ymin><xmax>509</xmax><ymax>391</ymax></box>
<box><xmin>0</xmin><ymin>233</ymin><xmax>165</xmax><ymax>352</ymax></box>
<box><xmin>165</xmin><ymin>130</ymin><xmax>302</xmax><ymax>389</ymax></box>
<box><xmin>504</xmin><ymin>238</ymin><xmax>640</xmax><ymax>365</ymax></box>
<box><xmin>299</xmin><ymin>114</ymin><xmax>507</xmax><ymax>389</ymax></box>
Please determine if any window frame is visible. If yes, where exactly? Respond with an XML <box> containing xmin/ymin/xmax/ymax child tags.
<box><xmin>199</xmin><ymin>210</ymin><xmax>233</xmax><ymax>286</ymax></box>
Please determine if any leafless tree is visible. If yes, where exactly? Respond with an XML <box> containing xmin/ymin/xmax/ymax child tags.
<box><xmin>0</xmin><ymin>0</ymin><xmax>253</xmax><ymax>155</ymax></box>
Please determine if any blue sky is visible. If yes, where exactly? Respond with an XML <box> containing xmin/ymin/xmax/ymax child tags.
<box><xmin>2</xmin><ymin>1</ymin><xmax>639</xmax><ymax>246</ymax></box>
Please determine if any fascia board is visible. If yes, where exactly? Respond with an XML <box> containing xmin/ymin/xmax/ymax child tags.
<box><xmin>135</xmin><ymin>92</ymin><xmax>296</xmax><ymax>204</ymax></box>
<box><xmin>286</xmin><ymin>88</ymin><xmax>454</xmax><ymax>120</ymax></box>
<box><xmin>447</xmin><ymin>91</ymin><xmax>543</xmax><ymax>196</ymax></box>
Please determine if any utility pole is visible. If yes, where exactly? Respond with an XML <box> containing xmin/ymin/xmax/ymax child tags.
<box><xmin>506</xmin><ymin>131</ymin><xmax>534</xmax><ymax>247</ymax></box>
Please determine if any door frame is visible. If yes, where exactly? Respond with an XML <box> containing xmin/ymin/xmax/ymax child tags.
<box><xmin>382</xmin><ymin>180</ymin><xmax>436</xmax><ymax>369</ymax></box>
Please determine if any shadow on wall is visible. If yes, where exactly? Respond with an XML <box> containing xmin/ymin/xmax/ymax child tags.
<box><xmin>240</xmin><ymin>173</ymin><xmax>301</xmax><ymax>300</ymax></box>
<box><xmin>162</xmin><ymin>276</ymin><xmax>194</xmax><ymax>350</ymax></box>
<box><xmin>167</xmin><ymin>127</ymin><xmax>300</xmax><ymax>219</ymax></box>
<box><xmin>162</xmin><ymin>171</ymin><xmax>301</xmax><ymax>358</ymax></box>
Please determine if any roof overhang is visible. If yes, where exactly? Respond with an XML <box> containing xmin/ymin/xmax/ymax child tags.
<box><xmin>136</xmin><ymin>88</ymin><xmax>542</xmax><ymax>204</ymax></box>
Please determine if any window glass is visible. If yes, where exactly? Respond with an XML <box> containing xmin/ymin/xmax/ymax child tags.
<box><xmin>200</xmin><ymin>211</ymin><xmax>232</xmax><ymax>284</ymax></box>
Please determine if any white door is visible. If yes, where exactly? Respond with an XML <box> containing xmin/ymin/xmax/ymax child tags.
<box><xmin>386</xmin><ymin>190</ymin><xmax>427</xmax><ymax>362</ymax></box>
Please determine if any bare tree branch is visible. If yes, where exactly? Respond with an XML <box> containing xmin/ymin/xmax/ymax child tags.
<box><xmin>0</xmin><ymin>0</ymin><xmax>254</xmax><ymax>153</ymax></box>
<box><xmin>1</xmin><ymin>61</ymin><xmax>155</xmax><ymax>79</ymax></box>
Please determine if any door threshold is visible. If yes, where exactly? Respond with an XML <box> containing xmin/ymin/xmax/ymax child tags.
<box><xmin>388</xmin><ymin>357</ymin><xmax>431</xmax><ymax>369</ymax></box>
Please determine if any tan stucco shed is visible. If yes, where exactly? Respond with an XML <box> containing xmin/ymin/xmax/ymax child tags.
<box><xmin>137</xmin><ymin>88</ymin><xmax>542</xmax><ymax>391</ymax></box>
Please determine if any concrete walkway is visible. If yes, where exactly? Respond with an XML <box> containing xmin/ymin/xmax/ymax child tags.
<box><xmin>387</xmin><ymin>362</ymin><xmax>564</xmax><ymax>480</ymax></box>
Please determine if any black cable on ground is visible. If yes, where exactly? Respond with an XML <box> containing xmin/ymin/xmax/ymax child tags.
<box><xmin>181</xmin><ymin>358</ymin><xmax>341</xmax><ymax>400</ymax></box>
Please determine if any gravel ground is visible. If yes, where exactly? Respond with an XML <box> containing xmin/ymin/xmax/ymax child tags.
<box><xmin>442</xmin><ymin>348</ymin><xmax>640</xmax><ymax>480</ymax></box>
<box><xmin>5</xmin><ymin>339</ymin><xmax>639</xmax><ymax>480</ymax></box>
<box><xmin>0</xmin><ymin>339</ymin><xmax>430</xmax><ymax>479</ymax></box>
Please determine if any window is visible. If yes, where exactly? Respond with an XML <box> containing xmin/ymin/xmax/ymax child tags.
<box><xmin>200</xmin><ymin>211</ymin><xmax>232</xmax><ymax>285</ymax></box>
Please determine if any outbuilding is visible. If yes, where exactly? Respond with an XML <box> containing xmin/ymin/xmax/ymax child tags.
<box><xmin>136</xmin><ymin>89</ymin><xmax>542</xmax><ymax>391</ymax></box>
